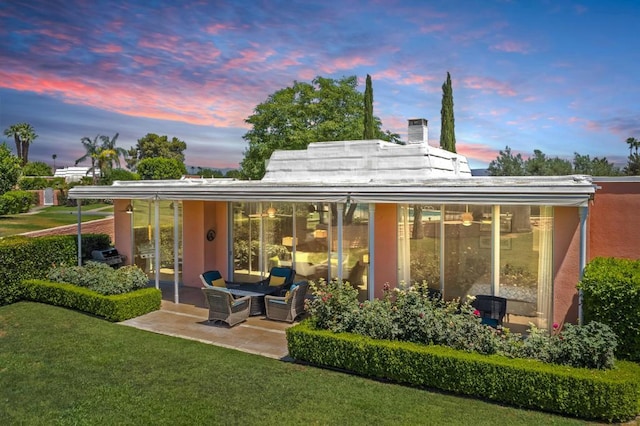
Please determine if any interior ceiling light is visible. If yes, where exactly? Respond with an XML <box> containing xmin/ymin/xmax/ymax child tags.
<box><xmin>461</xmin><ymin>211</ymin><xmax>473</xmax><ymax>226</ymax></box>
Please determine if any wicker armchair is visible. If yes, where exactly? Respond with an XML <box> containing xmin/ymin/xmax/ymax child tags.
<box><xmin>201</xmin><ymin>287</ymin><xmax>251</xmax><ymax>327</ymax></box>
<box><xmin>265</xmin><ymin>281</ymin><xmax>309</xmax><ymax>323</ymax></box>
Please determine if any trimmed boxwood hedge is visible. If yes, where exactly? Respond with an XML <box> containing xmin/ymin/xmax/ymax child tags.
<box><xmin>579</xmin><ymin>257</ymin><xmax>640</xmax><ymax>361</ymax></box>
<box><xmin>0</xmin><ymin>234</ymin><xmax>111</xmax><ymax>306</ymax></box>
<box><xmin>287</xmin><ymin>320</ymin><xmax>640</xmax><ymax>423</ymax></box>
<box><xmin>20</xmin><ymin>279</ymin><xmax>161</xmax><ymax>322</ymax></box>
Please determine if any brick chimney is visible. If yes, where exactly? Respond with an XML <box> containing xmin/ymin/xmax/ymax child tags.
<box><xmin>407</xmin><ymin>118</ymin><xmax>428</xmax><ymax>145</ymax></box>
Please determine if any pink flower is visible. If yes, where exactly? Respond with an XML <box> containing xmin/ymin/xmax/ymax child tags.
<box><xmin>473</xmin><ymin>309</ymin><xmax>480</xmax><ymax>316</ymax></box>
<box><xmin>419</xmin><ymin>312</ymin><xmax>424</xmax><ymax>319</ymax></box>
<box><xmin>553</xmin><ymin>322</ymin><xmax>559</xmax><ymax>329</ymax></box>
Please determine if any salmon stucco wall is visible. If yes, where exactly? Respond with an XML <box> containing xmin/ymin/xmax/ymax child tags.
<box><xmin>589</xmin><ymin>180</ymin><xmax>640</xmax><ymax>260</ymax></box>
<box><xmin>113</xmin><ymin>200</ymin><xmax>133</xmax><ymax>263</ymax></box>
<box><xmin>553</xmin><ymin>207</ymin><xmax>581</xmax><ymax>324</ymax></box>
<box><xmin>373</xmin><ymin>204</ymin><xmax>398</xmax><ymax>299</ymax></box>
<box><xmin>182</xmin><ymin>201</ymin><xmax>228</xmax><ymax>287</ymax></box>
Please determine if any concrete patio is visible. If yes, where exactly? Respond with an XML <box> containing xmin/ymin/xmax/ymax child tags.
<box><xmin>119</xmin><ymin>284</ymin><xmax>294</xmax><ymax>360</ymax></box>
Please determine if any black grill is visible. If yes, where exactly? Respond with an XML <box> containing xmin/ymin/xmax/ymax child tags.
<box><xmin>91</xmin><ymin>247</ymin><xmax>125</xmax><ymax>267</ymax></box>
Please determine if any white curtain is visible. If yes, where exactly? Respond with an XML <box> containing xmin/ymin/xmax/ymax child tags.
<box><xmin>536</xmin><ymin>206</ymin><xmax>553</xmax><ymax>330</ymax></box>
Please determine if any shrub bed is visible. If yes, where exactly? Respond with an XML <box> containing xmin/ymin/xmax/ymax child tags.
<box><xmin>287</xmin><ymin>321</ymin><xmax>640</xmax><ymax>422</ymax></box>
<box><xmin>307</xmin><ymin>280</ymin><xmax>617</xmax><ymax>370</ymax></box>
<box><xmin>20</xmin><ymin>279</ymin><xmax>161</xmax><ymax>321</ymax></box>
<box><xmin>47</xmin><ymin>261</ymin><xmax>148</xmax><ymax>295</ymax></box>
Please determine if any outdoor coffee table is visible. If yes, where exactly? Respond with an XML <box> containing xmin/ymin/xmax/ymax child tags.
<box><xmin>226</xmin><ymin>289</ymin><xmax>266</xmax><ymax>316</ymax></box>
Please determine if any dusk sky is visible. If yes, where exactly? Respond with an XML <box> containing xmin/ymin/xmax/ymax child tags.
<box><xmin>1</xmin><ymin>0</ymin><xmax>639</xmax><ymax>171</ymax></box>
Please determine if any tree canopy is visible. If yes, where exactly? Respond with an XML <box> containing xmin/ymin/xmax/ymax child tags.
<box><xmin>0</xmin><ymin>143</ymin><xmax>22</xmax><ymax>195</ymax></box>
<box><xmin>439</xmin><ymin>72</ymin><xmax>456</xmax><ymax>153</ymax></box>
<box><xmin>489</xmin><ymin>146</ymin><xmax>620</xmax><ymax>176</ymax></box>
<box><xmin>240</xmin><ymin>75</ymin><xmax>397</xmax><ymax>180</ymax></box>
<box><xmin>128</xmin><ymin>133</ymin><xmax>187</xmax><ymax>172</ymax></box>
<box><xmin>137</xmin><ymin>157</ymin><xmax>186</xmax><ymax>180</ymax></box>
<box><xmin>488</xmin><ymin>146</ymin><xmax>525</xmax><ymax>176</ymax></box>
<box><xmin>3</xmin><ymin>122</ymin><xmax>38</xmax><ymax>165</ymax></box>
<box><xmin>22</xmin><ymin>161</ymin><xmax>53</xmax><ymax>176</ymax></box>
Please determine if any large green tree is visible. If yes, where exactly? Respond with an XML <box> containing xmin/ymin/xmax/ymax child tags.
<box><xmin>439</xmin><ymin>72</ymin><xmax>456</xmax><ymax>153</ymax></box>
<box><xmin>363</xmin><ymin>74</ymin><xmax>374</xmax><ymax>139</ymax></box>
<box><xmin>488</xmin><ymin>146</ymin><xmax>525</xmax><ymax>176</ymax></box>
<box><xmin>22</xmin><ymin>161</ymin><xmax>53</xmax><ymax>176</ymax></box>
<box><xmin>3</xmin><ymin>122</ymin><xmax>38</xmax><ymax>165</ymax></box>
<box><xmin>0</xmin><ymin>143</ymin><xmax>22</xmax><ymax>195</ymax></box>
<box><xmin>130</xmin><ymin>133</ymin><xmax>187</xmax><ymax>169</ymax></box>
<box><xmin>573</xmin><ymin>153</ymin><xmax>620</xmax><ymax>176</ymax></box>
<box><xmin>525</xmin><ymin>150</ymin><xmax>572</xmax><ymax>176</ymax></box>
<box><xmin>240</xmin><ymin>75</ymin><xmax>396</xmax><ymax>180</ymax></box>
<box><xmin>137</xmin><ymin>157</ymin><xmax>186</xmax><ymax>180</ymax></box>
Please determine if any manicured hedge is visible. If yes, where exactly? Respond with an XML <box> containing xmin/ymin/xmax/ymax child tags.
<box><xmin>579</xmin><ymin>257</ymin><xmax>640</xmax><ymax>361</ymax></box>
<box><xmin>287</xmin><ymin>321</ymin><xmax>640</xmax><ymax>423</ymax></box>
<box><xmin>20</xmin><ymin>279</ymin><xmax>161</xmax><ymax>322</ymax></box>
<box><xmin>0</xmin><ymin>234</ymin><xmax>111</xmax><ymax>305</ymax></box>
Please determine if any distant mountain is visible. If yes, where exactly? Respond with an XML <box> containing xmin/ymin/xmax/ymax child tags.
<box><xmin>186</xmin><ymin>165</ymin><xmax>235</xmax><ymax>175</ymax></box>
<box><xmin>471</xmin><ymin>169</ymin><xmax>490</xmax><ymax>176</ymax></box>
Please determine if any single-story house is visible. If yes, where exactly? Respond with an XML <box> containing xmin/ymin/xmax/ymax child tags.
<box><xmin>69</xmin><ymin>119</ymin><xmax>640</xmax><ymax>331</ymax></box>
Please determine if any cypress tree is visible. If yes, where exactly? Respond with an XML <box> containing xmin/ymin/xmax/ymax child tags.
<box><xmin>363</xmin><ymin>74</ymin><xmax>375</xmax><ymax>139</ymax></box>
<box><xmin>439</xmin><ymin>72</ymin><xmax>456</xmax><ymax>153</ymax></box>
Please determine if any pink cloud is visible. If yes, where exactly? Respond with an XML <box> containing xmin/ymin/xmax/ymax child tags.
<box><xmin>490</xmin><ymin>41</ymin><xmax>531</xmax><ymax>54</ymax></box>
<box><xmin>0</xmin><ymin>68</ymin><xmax>254</xmax><ymax>129</ymax></box>
<box><xmin>419</xmin><ymin>23</ymin><xmax>446</xmax><ymax>33</ymax></box>
<box><xmin>456</xmin><ymin>142</ymin><xmax>501</xmax><ymax>164</ymax></box>
<box><xmin>91</xmin><ymin>44</ymin><xmax>123</xmax><ymax>54</ymax></box>
<box><xmin>462</xmin><ymin>76</ymin><xmax>517</xmax><ymax>96</ymax></box>
<box><xmin>318</xmin><ymin>55</ymin><xmax>375</xmax><ymax>73</ymax></box>
<box><xmin>205</xmin><ymin>23</ymin><xmax>235</xmax><ymax>34</ymax></box>
<box><xmin>223</xmin><ymin>47</ymin><xmax>276</xmax><ymax>71</ymax></box>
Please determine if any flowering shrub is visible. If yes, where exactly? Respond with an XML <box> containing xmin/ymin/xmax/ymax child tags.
<box><xmin>306</xmin><ymin>280</ymin><xmax>618</xmax><ymax>369</ymax></box>
<box><xmin>47</xmin><ymin>262</ymin><xmax>148</xmax><ymax>296</ymax></box>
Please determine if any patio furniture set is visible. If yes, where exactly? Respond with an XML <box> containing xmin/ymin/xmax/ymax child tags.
<box><xmin>200</xmin><ymin>267</ymin><xmax>309</xmax><ymax>327</ymax></box>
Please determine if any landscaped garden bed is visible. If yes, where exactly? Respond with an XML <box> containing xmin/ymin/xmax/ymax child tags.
<box><xmin>18</xmin><ymin>261</ymin><xmax>161</xmax><ymax>321</ymax></box>
<box><xmin>286</xmin><ymin>280</ymin><xmax>640</xmax><ymax>422</ymax></box>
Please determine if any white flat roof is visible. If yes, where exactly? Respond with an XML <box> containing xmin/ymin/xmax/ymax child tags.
<box><xmin>69</xmin><ymin>140</ymin><xmax>596</xmax><ymax>206</ymax></box>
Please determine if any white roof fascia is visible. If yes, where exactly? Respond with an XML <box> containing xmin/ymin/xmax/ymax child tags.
<box><xmin>68</xmin><ymin>175</ymin><xmax>596</xmax><ymax>207</ymax></box>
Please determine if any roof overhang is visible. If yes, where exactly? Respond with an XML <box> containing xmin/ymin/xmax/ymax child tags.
<box><xmin>68</xmin><ymin>175</ymin><xmax>596</xmax><ymax>207</ymax></box>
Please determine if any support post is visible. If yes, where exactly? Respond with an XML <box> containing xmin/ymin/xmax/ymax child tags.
<box><xmin>578</xmin><ymin>206</ymin><xmax>589</xmax><ymax>325</ymax></box>
<box><xmin>77</xmin><ymin>202</ymin><xmax>82</xmax><ymax>266</ymax></box>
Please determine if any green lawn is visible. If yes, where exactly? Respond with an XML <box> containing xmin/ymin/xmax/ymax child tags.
<box><xmin>0</xmin><ymin>302</ymin><xmax>588</xmax><ymax>425</ymax></box>
<box><xmin>0</xmin><ymin>203</ymin><xmax>113</xmax><ymax>237</ymax></box>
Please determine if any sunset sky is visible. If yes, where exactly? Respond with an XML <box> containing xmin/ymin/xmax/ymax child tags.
<box><xmin>1</xmin><ymin>0</ymin><xmax>639</xmax><ymax>171</ymax></box>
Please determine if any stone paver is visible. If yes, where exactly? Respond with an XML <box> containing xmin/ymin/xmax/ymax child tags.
<box><xmin>119</xmin><ymin>296</ymin><xmax>293</xmax><ymax>360</ymax></box>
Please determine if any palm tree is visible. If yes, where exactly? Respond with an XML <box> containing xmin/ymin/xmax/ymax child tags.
<box><xmin>52</xmin><ymin>154</ymin><xmax>57</xmax><ymax>170</ymax></box>
<box><xmin>626</xmin><ymin>137</ymin><xmax>637</xmax><ymax>156</ymax></box>
<box><xmin>99</xmin><ymin>133</ymin><xmax>127</xmax><ymax>171</ymax></box>
<box><xmin>3</xmin><ymin>122</ymin><xmax>38</xmax><ymax>165</ymax></box>
<box><xmin>75</xmin><ymin>135</ymin><xmax>101</xmax><ymax>184</ymax></box>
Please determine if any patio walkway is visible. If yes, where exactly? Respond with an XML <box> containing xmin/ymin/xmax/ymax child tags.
<box><xmin>119</xmin><ymin>285</ymin><xmax>294</xmax><ymax>360</ymax></box>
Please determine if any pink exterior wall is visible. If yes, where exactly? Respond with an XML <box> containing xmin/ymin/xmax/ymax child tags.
<box><xmin>589</xmin><ymin>181</ymin><xmax>640</xmax><ymax>260</ymax></box>
<box><xmin>113</xmin><ymin>200</ymin><xmax>132</xmax><ymax>263</ymax></box>
<box><xmin>553</xmin><ymin>207</ymin><xmax>581</xmax><ymax>324</ymax></box>
<box><xmin>182</xmin><ymin>201</ymin><xmax>228</xmax><ymax>287</ymax></box>
<box><xmin>373</xmin><ymin>204</ymin><xmax>398</xmax><ymax>299</ymax></box>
